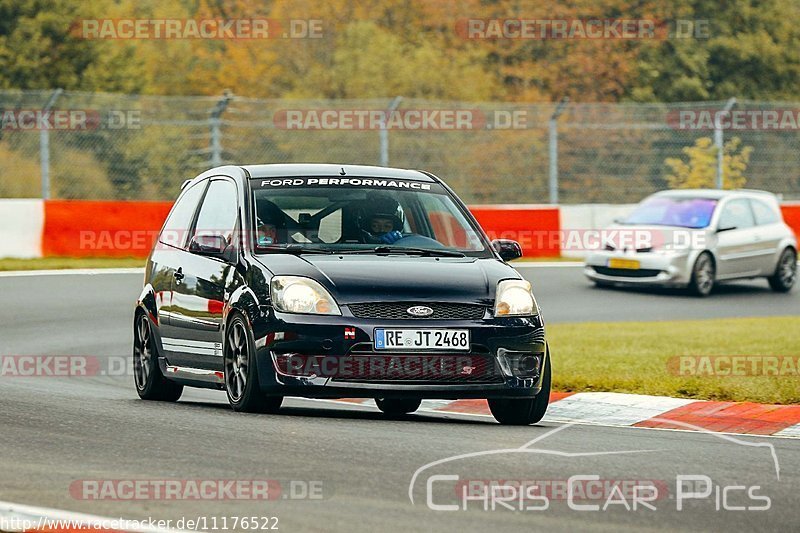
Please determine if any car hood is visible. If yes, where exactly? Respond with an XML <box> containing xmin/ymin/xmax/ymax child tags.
<box><xmin>254</xmin><ymin>254</ymin><xmax>519</xmax><ymax>305</ymax></box>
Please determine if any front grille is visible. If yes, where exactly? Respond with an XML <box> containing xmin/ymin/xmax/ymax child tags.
<box><xmin>330</xmin><ymin>354</ymin><xmax>503</xmax><ymax>384</ymax></box>
<box><xmin>348</xmin><ymin>302</ymin><xmax>486</xmax><ymax>320</ymax></box>
<box><xmin>593</xmin><ymin>266</ymin><xmax>662</xmax><ymax>278</ymax></box>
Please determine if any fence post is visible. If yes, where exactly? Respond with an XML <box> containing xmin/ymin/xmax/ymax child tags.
<box><xmin>40</xmin><ymin>88</ymin><xmax>63</xmax><ymax>199</ymax></box>
<box><xmin>379</xmin><ymin>96</ymin><xmax>403</xmax><ymax>167</ymax></box>
<box><xmin>715</xmin><ymin>98</ymin><xmax>737</xmax><ymax>189</ymax></box>
<box><xmin>210</xmin><ymin>91</ymin><xmax>232</xmax><ymax>167</ymax></box>
<box><xmin>548</xmin><ymin>97</ymin><xmax>569</xmax><ymax>204</ymax></box>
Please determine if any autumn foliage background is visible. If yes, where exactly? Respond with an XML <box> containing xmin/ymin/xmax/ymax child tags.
<box><xmin>3</xmin><ymin>0</ymin><xmax>800</xmax><ymax>102</ymax></box>
<box><xmin>2</xmin><ymin>0</ymin><xmax>800</xmax><ymax>202</ymax></box>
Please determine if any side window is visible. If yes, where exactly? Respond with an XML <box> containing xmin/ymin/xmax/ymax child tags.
<box><xmin>194</xmin><ymin>180</ymin><xmax>239</xmax><ymax>248</ymax></box>
<box><xmin>718</xmin><ymin>199</ymin><xmax>755</xmax><ymax>230</ymax></box>
<box><xmin>418</xmin><ymin>194</ymin><xmax>482</xmax><ymax>249</ymax></box>
<box><xmin>750</xmin><ymin>199</ymin><xmax>780</xmax><ymax>226</ymax></box>
<box><xmin>159</xmin><ymin>181</ymin><xmax>207</xmax><ymax>248</ymax></box>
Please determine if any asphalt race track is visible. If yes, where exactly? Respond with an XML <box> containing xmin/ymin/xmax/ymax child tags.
<box><xmin>1</xmin><ymin>267</ymin><xmax>799</xmax><ymax>532</ymax></box>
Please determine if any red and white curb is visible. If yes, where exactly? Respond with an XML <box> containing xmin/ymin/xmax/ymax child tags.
<box><xmin>331</xmin><ymin>392</ymin><xmax>800</xmax><ymax>438</ymax></box>
<box><xmin>0</xmin><ymin>500</ymin><xmax>185</xmax><ymax>533</ymax></box>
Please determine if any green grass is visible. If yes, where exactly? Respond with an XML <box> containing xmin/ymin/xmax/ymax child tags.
<box><xmin>549</xmin><ymin>316</ymin><xmax>800</xmax><ymax>404</ymax></box>
<box><xmin>0</xmin><ymin>257</ymin><xmax>145</xmax><ymax>271</ymax></box>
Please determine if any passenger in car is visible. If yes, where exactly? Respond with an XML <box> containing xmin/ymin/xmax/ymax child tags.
<box><xmin>256</xmin><ymin>200</ymin><xmax>287</xmax><ymax>247</ymax></box>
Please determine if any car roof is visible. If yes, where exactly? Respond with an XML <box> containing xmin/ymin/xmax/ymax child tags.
<box><xmin>651</xmin><ymin>188</ymin><xmax>778</xmax><ymax>201</ymax></box>
<box><xmin>241</xmin><ymin>163</ymin><xmax>436</xmax><ymax>182</ymax></box>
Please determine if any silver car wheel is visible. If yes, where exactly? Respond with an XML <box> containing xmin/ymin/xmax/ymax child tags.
<box><xmin>225</xmin><ymin>320</ymin><xmax>249</xmax><ymax>402</ymax></box>
<box><xmin>693</xmin><ymin>254</ymin><xmax>715</xmax><ymax>295</ymax></box>
<box><xmin>133</xmin><ymin>314</ymin><xmax>152</xmax><ymax>390</ymax></box>
<box><xmin>779</xmin><ymin>251</ymin><xmax>797</xmax><ymax>287</ymax></box>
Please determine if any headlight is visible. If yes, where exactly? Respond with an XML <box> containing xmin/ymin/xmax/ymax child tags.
<box><xmin>494</xmin><ymin>279</ymin><xmax>538</xmax><ymax>317</ymax></box>
<box><xmin>271</xmin><ymin>276</ymin><xmax>341</xmax><ymax>315</ymax></box>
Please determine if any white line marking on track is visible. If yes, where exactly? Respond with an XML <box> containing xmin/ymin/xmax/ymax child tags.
<box><xmin>544</xmin><ymin>392</ymin><xmax>697</xmax><ymax>426</ymax></box>
<box><xmin>774</xmin><ymin>423</ymin><xmax>800</xmax><ymax>438</ymax></box>
<box><xmin>0</xmin><ymin>267</ymin><xmax>144</xmax><ymax>277</ymax></box>
<box><xmin>293</xmin><ymin>398</ymin><xmax>800</xmax><ymax>440</ymax></box>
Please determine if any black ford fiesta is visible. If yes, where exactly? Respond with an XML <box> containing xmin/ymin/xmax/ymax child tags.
<box><xmin>134</xmin><ymin>164</ymin><xmax>550</xmax><ymax>425</ymax></box>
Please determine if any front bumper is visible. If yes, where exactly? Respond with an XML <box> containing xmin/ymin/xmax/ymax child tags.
<box><xmin>584</xmin><ymin>250</ymin><xmax>693</xmax><ymax>287</ymax></box>
<box><xmin>252</xmin><ymin>307</ymin><xmax>547</xmax><ymax>400</ymax></box>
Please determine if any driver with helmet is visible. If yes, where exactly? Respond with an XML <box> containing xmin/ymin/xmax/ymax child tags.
<box><xmin>358</xmin><ymin>194</ymin><xmax>405</xmax><ymax>245</ymax></box>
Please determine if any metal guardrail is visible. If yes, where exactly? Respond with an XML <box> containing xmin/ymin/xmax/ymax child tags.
<box><xmin>1</xmin><ymin>90</ymin><xmax>799</xmax><ymax>203</ymax></box>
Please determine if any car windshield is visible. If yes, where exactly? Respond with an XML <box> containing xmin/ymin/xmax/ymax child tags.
<box><xmin>250</xmin><ymin>177</ymin><xmax>491</xmax><ymax>257</ymax></box>
<box><xmin>622</xmin><ymin>196</ymin><xmax>718</xmax><ymax>229</ymax></box>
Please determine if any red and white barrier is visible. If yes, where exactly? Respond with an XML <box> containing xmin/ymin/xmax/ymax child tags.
<box><xmin>333</xmin><ymin>393</ymin><xmax>800</xmax><ymax>437</ymax></box>
<box><xmin>558</xmin><ymin>204</ymin><xmax>637</xmax><ymax>258</ymax></box>
<box><xmin>1</xmin><ymin>199</ymin><xmax>798</xmax><ymax>259</ymax></box>
<box><xmin>0</xmin><ymin>199</ymin><xmax>44</xmax><ymax>258</ymax></box>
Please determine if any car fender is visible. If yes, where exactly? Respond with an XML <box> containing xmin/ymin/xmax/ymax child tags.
<box><xmin>688</xmin><ymin>248</ymin><xmax>711</xmax><ymax>266</ymax></box>
<box><xmin>771</xmin><ymin>235</ymin><xmax>798</xmax><ymax>272</ymax></box>
<box><xmin>136</xmin><ymin>284</ymin><xmax>158</xmax><ymax>324</ymax></box>
<box><xmin>226</xmin><ymin>284</ymin><xmax>281</xmax><ymax>390</ymax></box>
<box><xmin>675</xmin><ymin>248</ymin><xmax>713</xmax><ymax>286</ymax></box>
<box><xmin>225</xmin><ymin>284</ymin><xmax>263</xmax><ymax>333</ymax></box>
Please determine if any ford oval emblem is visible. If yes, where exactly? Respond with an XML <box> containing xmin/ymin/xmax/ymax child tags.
<box><xmin>407</xmin><ymin>305</ymin><xmax>434</xmax><ymax>317</ymax></box>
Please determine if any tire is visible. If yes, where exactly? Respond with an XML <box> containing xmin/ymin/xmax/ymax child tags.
<box><xmin>133</xmin><ymin>312</ymin><xmax>183</xmax><ymax>402</ymax></box>
<box><xmin>375</xmin><ymin>398</ymin><xmax>422</xmax><ymax>415</ymax></box>
<box><xmin>488</xmin><ymin>349</ymin><xmax>551</xmax><ymax>426</ymax></box>
<box><xmin>688</xmin><ymin>252</ymin><xmax>715</xmax><ymax>297</ymax></box>
<box><xmin>768</xmin><ymin>248</ymin><xmax>797</xmax><ymax>293</ymax></box>
<box><xmin>224</xmin><ymin>314</ymin><xmax>283</xmax><ymax>413</ymax></box>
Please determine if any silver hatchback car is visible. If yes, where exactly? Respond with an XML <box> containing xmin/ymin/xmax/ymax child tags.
<box><xmin>584</xmin><ymin>189</ymin><xmax>798</xmax><ymax>296</ymax></box>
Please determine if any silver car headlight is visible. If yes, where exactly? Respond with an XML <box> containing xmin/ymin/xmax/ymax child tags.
<box><xmin>271</xmin><ymin>276</ymin><xmax>341</xmax><ymax>315</ymax></box>
<box><xmin>494</xmin><ymin>279</ymin><xmax>539</xmax><ymax>317</ymax></box>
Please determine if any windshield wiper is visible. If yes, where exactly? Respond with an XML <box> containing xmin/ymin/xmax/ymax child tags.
<box><xmin>339</xmin><ymin>246</ymin><xmax>466</xmax><ymax>258</ymax></box>
<box><xmin>257</xmin><ymin>244</ymin><xmax>334</xmax><ymax>255</ymax></box>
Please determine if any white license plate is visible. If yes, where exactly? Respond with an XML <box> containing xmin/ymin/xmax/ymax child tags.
<box><xmin>374</xmin><ymin>329</ymin><xmax>470</xmax><ymax>351</ymax></box>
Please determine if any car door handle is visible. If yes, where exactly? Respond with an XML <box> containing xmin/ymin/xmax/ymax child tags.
<box><xmin>174</xmin><ymin>268</ymin><xmax>185</xmax><ymax>281</ymax></box>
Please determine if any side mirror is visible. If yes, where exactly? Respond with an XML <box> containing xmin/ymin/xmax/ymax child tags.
<box><xmin>716</xmin><ymin>225</ymin><xmax>737</xmax><ymax>233</ymax></box>
<box><xmin>491</xmin><ymin>239</ymin><xmax>523</xmax><ymax>262</ymax></box>
<box><xmin>189</xmin><ymin>233</ymin><xmax>228</xmax><ymax>258</ymax></box>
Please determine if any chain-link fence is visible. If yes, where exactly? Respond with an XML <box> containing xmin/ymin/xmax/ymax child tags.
<box><xmin>2</xmin><ymin>90</ymin><xmax>800</xmax><ymax>203</ymax></box>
